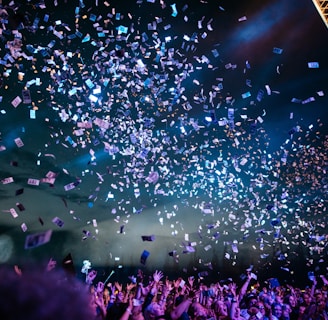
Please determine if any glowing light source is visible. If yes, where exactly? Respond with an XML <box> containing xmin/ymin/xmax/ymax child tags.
<box><xmin>312</xmin><ymin>0</ymin><xmax>328</xmax><ymax>28</ymax></box>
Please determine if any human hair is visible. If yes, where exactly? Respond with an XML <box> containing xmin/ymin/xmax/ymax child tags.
<box><xmin>0</xmin><ymin>265</ymin><xmax>94</xmax><ymax>320</ymax></box>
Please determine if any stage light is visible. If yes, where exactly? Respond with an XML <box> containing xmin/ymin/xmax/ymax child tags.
<box><xmin>312</xmin><ymin>0</ymin><xmax>328</xmax><ymax>28</ymax></box>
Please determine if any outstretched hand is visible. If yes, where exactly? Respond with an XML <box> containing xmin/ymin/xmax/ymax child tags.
<box><xmin>86</xmin><ymin>270</ymin><xmax>97</xmax><ymax>284</ymax></box>
<box><xmin>126</xmin><ymin>282</ymin><xmax>136</xmax><ymax>292</ymax></box>
<box><xmin>115</xmin><ymin>281</ymin><xmax>122</xmax><ymax>292</ymax></box>
<box><xmin>153</xmin><ymin>270</ymin><xmax>164</xmax><ymax>283</ymax></box>
<box><xmin>188</xmin><ymin>276</ymin><xmax>195</xmax><ymax>288</ymax></box>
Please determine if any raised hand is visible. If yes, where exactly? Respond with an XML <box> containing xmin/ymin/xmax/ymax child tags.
<box><xmin>115</xmin><ymin>281</ymin><xmax>122</xmax><ymax>292</ymax></box>
<box><xmin>229</xmin><ymin>282</ymin><xmax>237</xmax><ymax>296</ymax></box>
<box><xmin>173</xmin><ymin>277</ymin><xmax>182</xmax><ymax>289</ymax></box>
<box><xmin>86</xmin><ymin>270</ymin><xmax>97</xmax><ymax>284</ymax></box>
<box><xmin>126</xmin><ymin>282</ymin><xmax>136</xmax><ymax>292</ymax></box>
<box><xmin>153</xmin><ymin>270</ymin><xmax>164</xmax><ymax>283</ymax></box>
<box><xmin>109</xmin><ymin>283</ymin><xmax>115</xmax><ymax>294</ymax></box>
<box><xmin>188</xmin><ymin>276</ymin><xmax>195</xmax><ymax>288</ymax></box>
<box><xmin>165</xmin><ymin>278</ymin><xmax>173</xmax><ymax>292</ymax></box>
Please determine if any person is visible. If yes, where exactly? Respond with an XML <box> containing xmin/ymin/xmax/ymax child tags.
<box><xmin>0</xmin><ymin>264</ymin><xmax>95</xmax><ymax>320</ymax></box>
<box><xmin>281</xmin><ymin>304</ymin><xmax>292</xmax><ymax>320</ymax></box>
<box><xmin>283</xmin><ymin>294</ymin><xmax>298</xmax><ymax>320</ymax></box>
<box><xmin>188</xmin><ymin>301</ymin><xmax>210</xmax><ymax>320</ymax></box>
<box><xmin>272</xmin><ymin>303</ymin><xmax>283</xmax><ymax>320</ymax></box>
<box><xmin>104</xmin><ymin>287</ymin><xmax>111</xmax><ymax>308</ymax></box>
<box><xmin>106</xmin><ymin>282</ymin><xmax>129</xmax><ymax>320</ymax></box>
<box><xmin>238</xmin><ymin>273</ymin><xmax>258</xmax><ymax>320</ymax></box>
<box><xmin>256</xmin><ymin>301</ymin><xmax>270</xmax><ymax>320</ymax></box>
<box><xmin>214</xmin><ymin>298</ymin><xmax>229</xmax><ymax>320</ymax></box>
<box><xmin>90</xmin><ymin>282</ymin><xmax>107</xmax><ymax>319</ymax></box>
<box><xmin>304</xmin><ymin>290</ymin><xmax>328</xmax><ymax>320</ymax></box>
<box><xmin>144</xmin><ymin>301</ymin><xmax>167</xmax><ymax>320</ymax></box>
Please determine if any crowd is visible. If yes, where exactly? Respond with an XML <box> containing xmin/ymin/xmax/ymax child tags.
<box><xmin>91</xmin><ymin>269</ymin><xmax>328</xmax><ymax>320</ymax></box>
<box><xmin>1</xmin><ymin>260</ymin><xmax>327</xmax><ymax>320</ymax></box>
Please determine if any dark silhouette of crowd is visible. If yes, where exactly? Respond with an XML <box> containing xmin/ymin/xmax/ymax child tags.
<box><xmin>0</xmin><ymin>259</ymin><xmax>327</xmax><ymax>320</ymax></box>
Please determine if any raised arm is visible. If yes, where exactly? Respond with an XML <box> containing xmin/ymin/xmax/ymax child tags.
<box><xmin>229</xmin><ymin>282</ymin><xmax>239</xmax><ymax>320</ymax></box>
<box><xmin>170</xmin><ymin>289</ymin><xmax>195</xmax><ymax>320</ymax></box>
<box><xmin>238</xmin><ymin>272</ymin><xmax>252</xmax><ymax>302</ymax></box>
<box><xmin>119</xmin><ymin>294</ymin><xmax>134</xmax><ymax>320</ymax></box>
